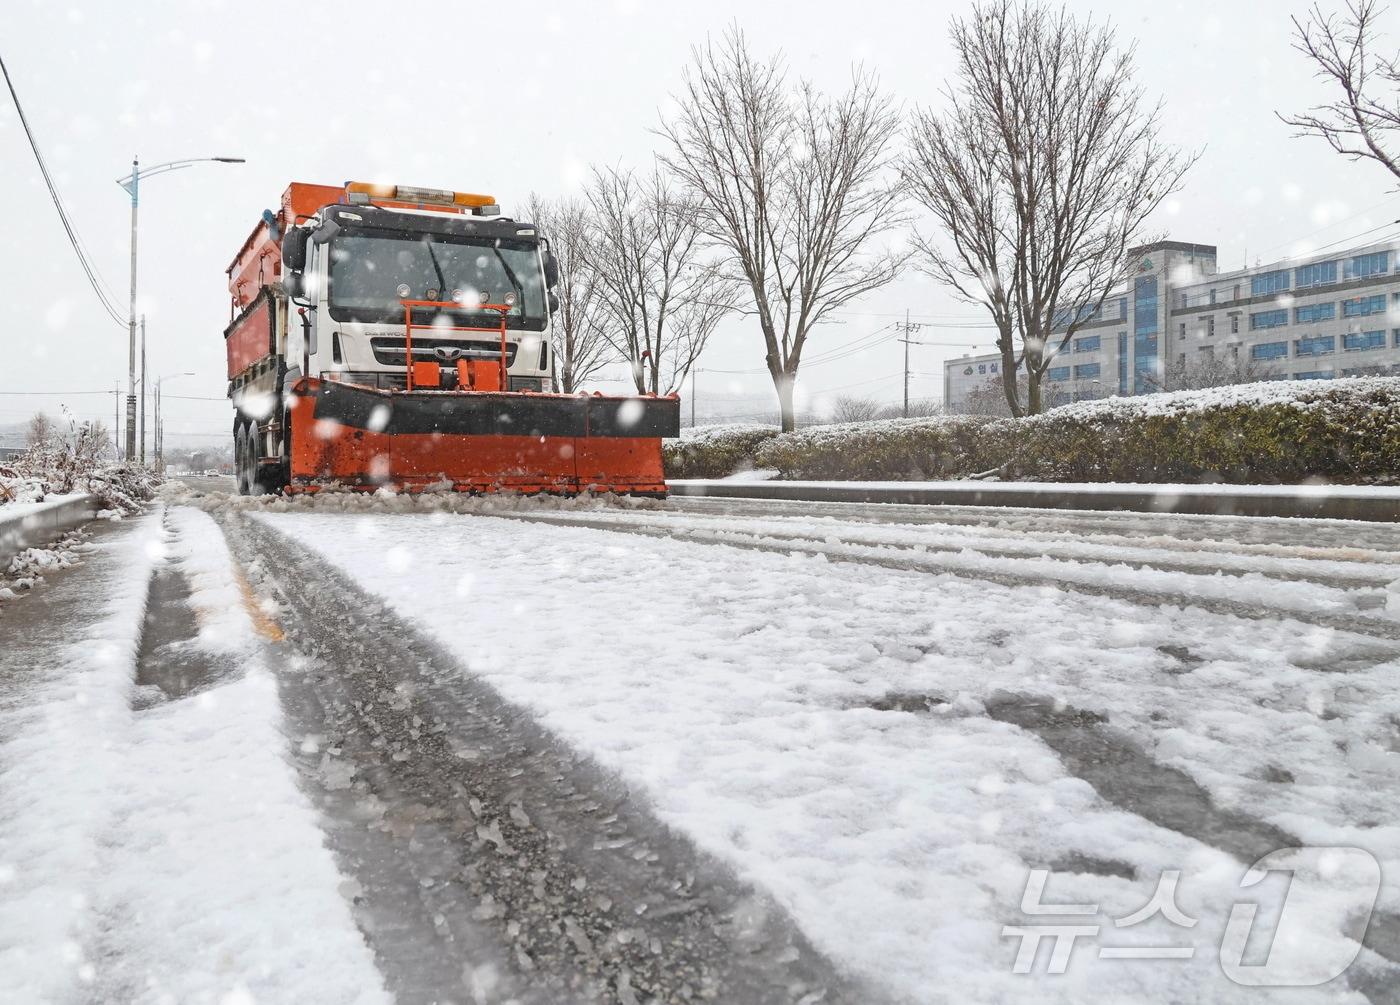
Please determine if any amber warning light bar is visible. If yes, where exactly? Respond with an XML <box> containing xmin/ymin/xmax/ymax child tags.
<box><xmin>344</xmin><ymin>181</ymin><xmax>500</xmax><ymax>215</ymax></box>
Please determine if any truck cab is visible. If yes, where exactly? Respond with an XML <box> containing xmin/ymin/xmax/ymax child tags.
<box><xmin>286</xmin><ymin>202</ymin><xmax>555</xmax><ymax>394</ymax></box>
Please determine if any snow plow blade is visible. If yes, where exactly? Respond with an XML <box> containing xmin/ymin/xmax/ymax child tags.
<box><xmin>286</xmin><ymin>377</ymin><xmax>678</xmax><ymax>496</ymax></box>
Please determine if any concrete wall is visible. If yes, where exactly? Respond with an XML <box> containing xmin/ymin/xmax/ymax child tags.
<box><xmin>0</xmin><ymin>495</ymin><xmax>98</xmax><ymax>566</ymax></box>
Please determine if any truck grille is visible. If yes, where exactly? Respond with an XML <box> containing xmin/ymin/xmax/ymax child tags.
<box><xmin>370</xmin><ymin>336</ymin><xmax>517</xmax><ymax>367</ymax></box>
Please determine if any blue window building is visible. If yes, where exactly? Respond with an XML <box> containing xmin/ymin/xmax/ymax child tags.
<box><xmin>1342</xmin><ymin>294</ymin><xmax>1386</xmax><ymax>317</ymax></box>
<box><xmin>1133</xmin><ymin>277</ymin><xmax>1159</xmax><ymax>393</ymax></box>
<box><xmin>1344</xmin><ymin>252</ymin><xmax>1389</xmax><ymax>279</ymax></box>
<box><xmin>1295</xmin><ymin>335</ymin><xmax>1336</xmax><ymax>356</ymax></box>
<box><xmin>1294</xmin><ymin>302</ymin><xmax>1335</xmax><ymax>323</ymax></box>
<box><xmin>1117</xmin><ymin>332</ymin><xmax>1128</xmax><ymax>395</ymax></box>
<box><xmin>1295</xmin><ymin>261</ymin><xmax>1337</xmax><ymax>288</ymax></box>
<box><xmin>1250</xmin><ymin>309</ymin><xmax>1288</xmax><ymax>330</ymax></box>
<box><xmin>1252</xmin><ymin>342</ymin><xmax>1288</xmax><ymax>360</ymax></box>
<box><xmin>1251</xmin><ymin>270</ymin><xmax>1289</xmax><ymax>296</ymax></box>
<box><xmin>1344</xmin><ymin>330</ymin><xmax>1386</xmax><ymax>350</ymax></box>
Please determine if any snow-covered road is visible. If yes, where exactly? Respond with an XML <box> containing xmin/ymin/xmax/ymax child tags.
<box><xmin>245</xmin><ymin>493</ymin><xmax>1399</xmax><ymax>1002</ymax></box>
<box><xmin>3</xmin><ymin>488</ymin><xmax>1398</xmax><ymax>1003</ymax></box>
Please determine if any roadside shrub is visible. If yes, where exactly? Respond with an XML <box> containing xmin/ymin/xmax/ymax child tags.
<box><xmin>664</xmin><ymin>424</ymin><xmax>781</xmax><ymax>479</ymax></box>
<box><xmin>1</xmin><ymin>414</ymin><xmax>159</xmax><ymax>513</ymax></box>
<box><xmin>669</xmin><ymin>378</ymin><xmax>1400</xmax><ymax>484</ymax></box>
<box><xmin>1003</xmin><ymin>378</ymin><xmax>1400</xmax><ymax>484</ymax></box>
<box><xmin>754</xmin><ymin>415</ymin><xmax>1009</xmax><ymax>480</ymax></box>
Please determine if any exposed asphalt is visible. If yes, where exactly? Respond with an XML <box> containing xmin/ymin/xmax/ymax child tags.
<box><xmin>217</xmin><ymin>509</ymin><xmax>867</xmax><ymax>1005</ymax></box>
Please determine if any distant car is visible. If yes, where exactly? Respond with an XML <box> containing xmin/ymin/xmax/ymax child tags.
<box><xmin>204</xmin><ymin>469</ymin><xmax>219</xmax><ymax>477</ymax></box>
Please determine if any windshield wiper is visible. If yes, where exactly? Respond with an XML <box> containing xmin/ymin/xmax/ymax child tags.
<box><xmin>424</xmin><ymin>239</ymin><xmax>448</xmax><ymax>301</ymax></box>
<box><xmin>491</xmin><ymin>245</ymin><xmax>526</xmax><ymax>309</ymax></box>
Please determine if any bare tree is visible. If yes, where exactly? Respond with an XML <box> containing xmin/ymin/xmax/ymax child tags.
<box><xmin>902</xmin><ymin>0</ymin><xmax>1196</xmax><ymax>416</ymax></box>
<box><xmin>1281</xmin><ymin>1</ymin><xmax>1400</xmax><ymax>181</ymax></box>
<box><xmin>525</xmin><ymin>194</ymin><xmax>613</xmax><ymax>393</ymax></box>
<box><xmin>586</xmin><ymin>166</ymin><xmax>733</xmax><ymax>396</ymax></box>
<box><xmin>659</xmin><ymin>28</ymin><xmax>908</xmax><ymax>431</ymax></box>
<box><xmin>26</xmin><ymin>412</ymin><xmax>55</xmax><ymax>448</ymax></box>
<box><xmin>829</xmin><ymin>395</ymin><xmax>883</xmax><ymax>423</ymax></box>
<box><xmin>876</xmin><ymin>398</ymin><xmax>944</xmax><ymax>419</ymax></box>
<box><xmin>1165</xmin><ymin>349</ymin><xmax>1279</xmax><ymax>390</ymax></box>
<box><xmin>958</xmin><ymin>373</ymin><xmax>1070</xmax><ymax>417</ymax></box>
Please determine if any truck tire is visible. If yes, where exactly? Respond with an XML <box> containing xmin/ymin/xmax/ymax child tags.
<box><xmin>246</xmin><ymin>421</ymin><xmax>290</xmax><ymax>496</ymax></box>
<box><xmin>234</xmin><ymin>423</ymin><xmax>251</xmax><ymax>496</ymax></box>
<box><xmin>247</xmin><ymin>423</ymin><xmax>268</xmax><ymax>496</ymax></box>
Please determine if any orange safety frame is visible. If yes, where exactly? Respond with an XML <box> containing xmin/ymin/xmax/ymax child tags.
<box><xmin>400</xmin><ymin>299</ymin><xmax>511</xmax><ymax>391</ymax></box>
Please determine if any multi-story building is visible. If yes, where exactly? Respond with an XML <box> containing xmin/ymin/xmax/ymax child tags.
<box><xmin>943</xmin><ymin>238</ymin><xmax>1400</xmax><ymax>412</ymax></box>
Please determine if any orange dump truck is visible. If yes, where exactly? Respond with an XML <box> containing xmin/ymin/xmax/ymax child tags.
<box><xmin>223</xmin><ymin>181</ymin><xmax>678</xmax><ymax>495</ymax></box>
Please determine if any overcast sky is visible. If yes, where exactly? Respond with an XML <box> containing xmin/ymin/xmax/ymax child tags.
<box><xmin>3</xmin><ymin>0</ymin><xmax>1398</xmax><ymax>445</ymax></box>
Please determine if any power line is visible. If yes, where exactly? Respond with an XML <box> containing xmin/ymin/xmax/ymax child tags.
<box><xmin>0</xmin><ymin>51</ymin><xmax>126</xmax><ymax>327</ymax></box>
<box><xmin>1300</xmin><ymin>219</ymin><xmax>1400</xmax><ymax>257</ymax></box>
<box><xmin>1254</xmin><ymin>195</ymin><xmax>1400</xmax><ymax>259</ymax></box>
<box><xmin>0</xmin><ymin>389</ymin><xmax>118</xmax><ymax>396</ymax></box>
<box><xmin>829</xmin><ymin>309</ymin><xmax>999</xmax><ymax>326</ymax></box>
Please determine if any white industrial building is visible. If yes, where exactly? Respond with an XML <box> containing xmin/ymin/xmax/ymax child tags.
<box><xmin>943</xmin><ymin>238</ymin><xmax>1400</xmax><ymax>412</ymax></box>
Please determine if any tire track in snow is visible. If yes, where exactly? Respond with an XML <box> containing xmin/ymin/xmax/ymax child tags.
<box><xmin>668</xmin><ymin>495</ymin><xmax>1400</xmax><ymax>555</ymax></box>
<box><xmin>494</xmin><ymin>512</ymin><xmax>1400</xmax><ymax>644</ymax></box>
<box><xmin>218</xmin><ymin>510</ymin><xmax>867</xmax><ymax>1005</ymax></box>
<box><xmin>525</xmin><ymin>507</ymin><xmax>1400</xmax><ymax>591</ymax></box>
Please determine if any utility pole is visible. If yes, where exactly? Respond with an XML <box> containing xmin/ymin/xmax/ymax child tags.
<box><xmin>113</xmin><ymin>382</ymin><xmax>120</xmax><ymax>460</ymax></box>
<box><xmin>893</xmin><ymin>311</ymin><xmax>928</xmax><ymax>418</ymax></box>
<box><xmin>691</xmin><ymin>369</ymin><xmax>697</xmax><ymax>427</ymax></box>
<box><xmin>139</xmin><ymin>315</ymin><xmax>147</xmax><ymax>464</ymax></box>
<box><xmin>117</xmin><ymin>154</ymin><xmax>245</xmax><ymax>466</ymax></box>
<box><xmin>903</xmin><ymin>310</ymin><xmax>910</xmax><ymax>417</ymax></box>
<box><xmin>125</xmin><ymin>157</ymin><xmax>138</xmax><ymax>461</ymax></box>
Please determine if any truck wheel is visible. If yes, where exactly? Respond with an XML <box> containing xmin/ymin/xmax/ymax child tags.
<box><xmin>234</xmin><ymin>423</ymin><xmax>251</xmax><ymax>496</ymax></box>
<box><xmin>247</xmin><ymin>424</ymin><xmax>268</xmax><ymax>496</ymax></box>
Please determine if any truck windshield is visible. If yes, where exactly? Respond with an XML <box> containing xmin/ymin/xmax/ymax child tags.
<box><xmin>327</xmin><ymin>231</ymin><xmax>547</xmax><ymax>329</ymax></box>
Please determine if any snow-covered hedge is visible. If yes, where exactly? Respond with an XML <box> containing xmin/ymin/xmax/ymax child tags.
<box><xmin>752</xmin><ymin>415</ymin><xmax>1005</xmax><ymax>481</ymax></box>
<box><xmin>1003</xmin><ymin>377</ymin><xmax>1400</xmax><ymax>483</ymax></box>
<box><xmin>664</xmin><ymin>423</ymin><xmax>781</xmax><ymax>479</ymax></box>
<box><xmin>667</xmin><ymin>379</ymin><xmax>1400</xmax><ymax>484</ymax></box>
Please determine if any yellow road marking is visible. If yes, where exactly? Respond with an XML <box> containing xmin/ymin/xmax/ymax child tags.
<box><xmin>234</xmin><ymin>564</ymin><xmax>285</xmax><ymax>642</ymax></box>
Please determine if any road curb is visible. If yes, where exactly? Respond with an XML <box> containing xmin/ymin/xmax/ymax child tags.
<box><xmin>0</xmin><ymin>494</ymin><xmax>99</xmax><ymax>565</ymax></box>
<box><xmin>667</xmin><ymin>480</ymin><xmax>1400</xmax><ymax>522</ymax></box>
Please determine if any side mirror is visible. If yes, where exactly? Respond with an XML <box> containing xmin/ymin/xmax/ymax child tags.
<box><xmin>283</xmin><ymin>227</ymin><xmax>310</xmax><ymax>271</ymax></box>
<box><xmin>284</xmin><ymin>270</ymin><xmax>304</xmax><ymax>299</ymax></box>
<box><xmin>543</xmin><ymin>250</ymin><xmax>560</xmax><ymax>289</ymax></box>
<box><xmin>547</xmin><ymin>291</ymin><xmax>560</xmax><ymax>315</ymax></box>
<box><xmin>261</xmin><ymin>208</ymin><xmax>282</xmax><ymax>241</ymax></box>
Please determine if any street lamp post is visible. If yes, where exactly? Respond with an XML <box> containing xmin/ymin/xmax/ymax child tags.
<box><xmin>118</xmin><ymin>155</ymin><xmax>244</xmax><ymax>463</ymax></box>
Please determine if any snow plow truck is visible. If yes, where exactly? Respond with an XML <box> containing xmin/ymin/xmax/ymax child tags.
<box><xmin>223</xmin><ymin>181</ymin><xmax>679</xmax><ymax>496</ymax></box>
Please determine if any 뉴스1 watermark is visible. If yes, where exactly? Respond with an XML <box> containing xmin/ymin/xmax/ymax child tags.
<box><xmin>1002</xmin><ymin>846</ymin><xmax>1381</xmax><ymax>987</ymax></box>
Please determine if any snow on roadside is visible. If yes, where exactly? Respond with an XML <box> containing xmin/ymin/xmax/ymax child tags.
<box><xmin>262</xmin><ymin>510</ymin><xmax>1398</xmax><ymax>1002</ymax></box>
<box><xmin>0</xmin><ymin>506</ymin><xmax>387</xmax><ymax>1003</ymax></box>
<box><xmin>0</xmin><ymin>509</ymin><xmax>162</xmax><ymax>1001</ymax></box>
<box><xmin>675</xmin><ymin>421</ymin><xmax>779</xmax><ymax>443</ymax></box>
<box><xmin>0</xmin><ymin>531</ymin><xmax>88</xmax><ymax>601</ymax></box>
